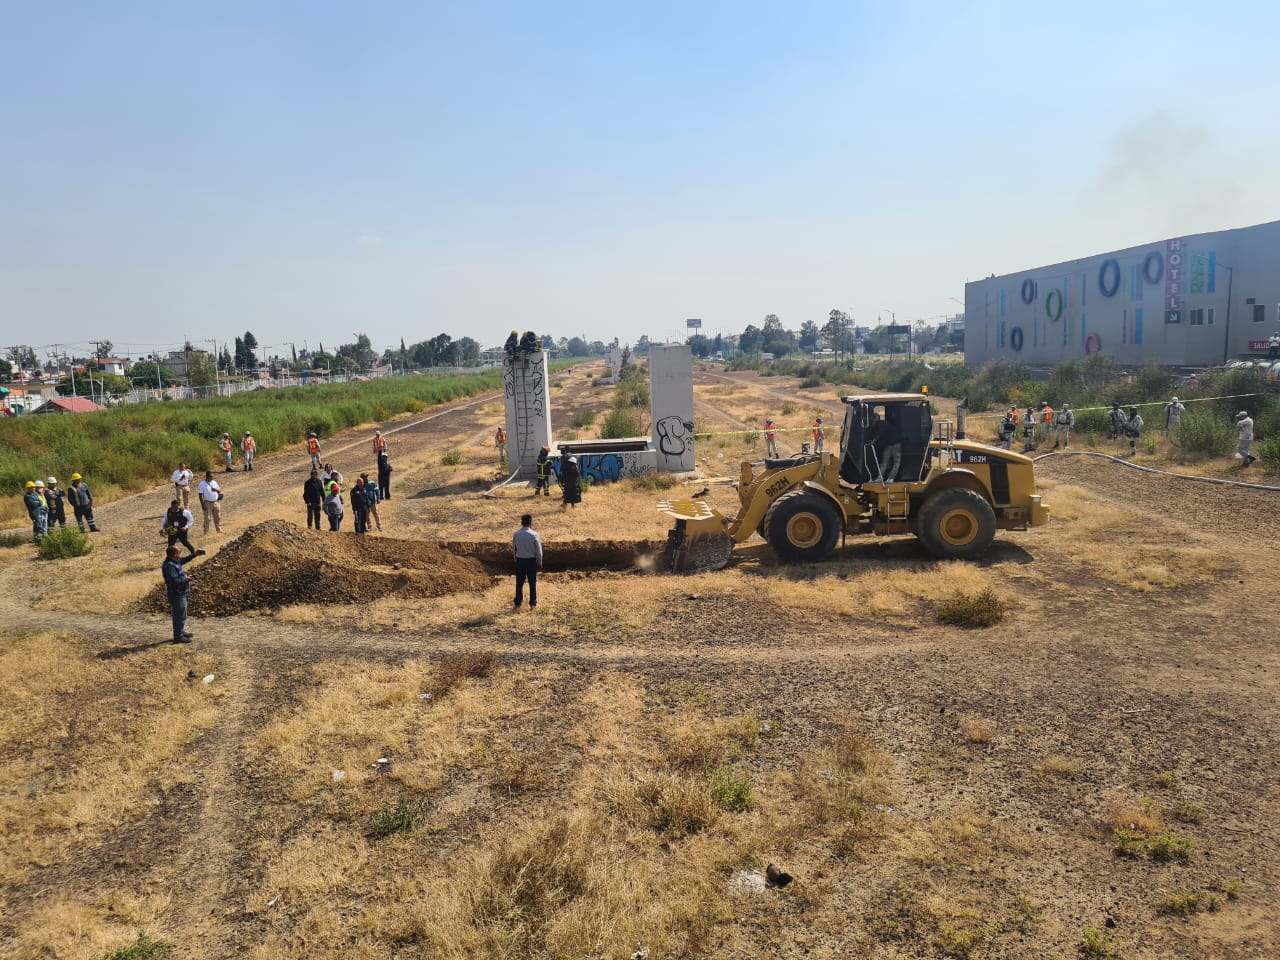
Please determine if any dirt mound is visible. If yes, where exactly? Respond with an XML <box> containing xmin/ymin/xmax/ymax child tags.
<box><xmin>142</xmin><ymin>520</ymin><xmax>496</xmax><ymax>617</ymax></box>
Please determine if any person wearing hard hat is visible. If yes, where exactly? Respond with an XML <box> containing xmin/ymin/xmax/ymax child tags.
<box><xmin>23</xmin><ymin>481</ymin><xmax>48</xmax><ymax>543</ymax></box>
<box><xmin>764</xmin><ymin>418</ymin><xmax>780</xmax><ymax>458</ymax></box>
<box><xmin>1164</xmin><ymin>396</ymin><xmax>1185</xmax><ymax>435</ymax></box>
<box><xmin>241</xmin><ymin>431</ymin><xmax>257</xmax><ymax>471</ymax></box>
<box><xmin>66</xmin><ymin>473</ymin><xmax>99</xmax><ymax>532</ymax></box>
<box><xmin>812</xmin><ymin>417</ymin><xmax>825</xmax><ymax>454</ymax></box>
<box><xmin>1236</xmin><ymin>411</ymin><xmax>1256</xmax><ymax>466</ymax></box>
<box><xmin>220</xmin><ymin>432</ymin><xmax>235</xmax><ymax>472</ymax></box>
<box><xmin>1051</xmin><ymin>404</ymin><xmax>1074</xmax><ymax>450</ymax></box>
<box><xmin>372</xmin><ymin>429</ymin><xmax>388</xmax><ymax>456</ymax></box>
<box><xmin>44</xmin><ymin>476</ymin><xmax>67</xmax><ymax>529</ymax></box>
<box><xmin>307</xmin><ymin>432</ymin><xmax>322</xmax><ymax>470</ymax></box>
<box><xmin>534</xmin><ymin>445</ymin><xmax>553</xmax><ymax>496</ymax></box>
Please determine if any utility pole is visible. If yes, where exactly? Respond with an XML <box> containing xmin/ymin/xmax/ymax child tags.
<box><xmin>206</xmin><ymin>339</ymin><xmax>219</xmax><ymax>397</ymax></box>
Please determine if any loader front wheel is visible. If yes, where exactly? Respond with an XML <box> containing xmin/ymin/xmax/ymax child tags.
<box><xmin>764</xmin><ymin>490</ymin><xmax>841</xmax><ymax>564</ymax></box>
<box><xmin>917</xmin><ymin>488</ymin><xmax>996</xmax><ymax>560</ymax></box>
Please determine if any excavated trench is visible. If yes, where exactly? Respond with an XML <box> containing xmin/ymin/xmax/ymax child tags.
<box><xmin>140</xmin><ymin>520</ymin><xmax>667</xmax><ymax>617</ymax></box>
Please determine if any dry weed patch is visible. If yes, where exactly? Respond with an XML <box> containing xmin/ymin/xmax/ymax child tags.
<box><xmin>794</xmin><ymin>729</ymin><xmax>895</xmax><ymax>834</ymax></box>
<box><xmin>0</xmin><ymin>631</ymin><xmax>217</xmax><ymax>887</ymax></box>
<box><xmin>254</xmin><ymin>657</ymin><xmax>530</xmax><ymax>801</ymax></box>
<box><xmin>957</xmin><ymin>714</ymin><xmax>995</xmax><ymax>744</ymax></box>
<box><xmin>1045</xmin><ymin>483</ymin><xmax>1234</xmax><ymax>590</ymax></box>
<box><xmin>752</xmin><ymin>560</ymin><xmax>997</xmax><ymax>623</ymax></box>
<box><xmin>1037</xmin><ymin>754</ymin><xmax>1084</xmax><ymax>778</ymax></box>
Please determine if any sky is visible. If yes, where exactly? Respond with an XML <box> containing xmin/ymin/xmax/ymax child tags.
<box><xmin>3</xmin><ymin>1</ymin><xmax>1280</xmax><ymax>362</ymax></box>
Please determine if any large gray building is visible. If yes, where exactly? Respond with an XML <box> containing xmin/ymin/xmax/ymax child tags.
<box><xmin>964</xmin><ymin>219</ymin><xmax>1280</xmax><ymax>368</ymax></box>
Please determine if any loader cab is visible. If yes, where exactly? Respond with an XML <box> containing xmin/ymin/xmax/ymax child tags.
<box><xmin>839</xmin><ymin>395</ymin><xmax>933</xmax><ymax>485</ymax></box>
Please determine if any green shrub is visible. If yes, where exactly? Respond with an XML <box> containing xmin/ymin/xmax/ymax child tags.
<box><xmin>1078</xmin><ymin>926</ymin><xmax>1122</xmax><ymax>959</ymax></box>
<box><xmin>1176</xmin><ymin>411</ymin><xmax>1235</xmax><ymax>456</ymax></box>
<box><xmin>94</xmin><ymin>932</ymin><xmax>173</xmax><ymax>960</ymax></box>
<box><xmin>440</xmin><ymin>448</ymin><xmax>462</xmax><ymax>466</ymax></box>
<box><xmin>1257</xmin><ymin>435</ymin><xmax>1280</xmax><ymax>473</ymax></box>
<box><xmin>0</xmin><ymin>532</ymin><xmax>27</xmax><ymax>549</ymax></box>
<box><xmin>936</xmin><ymin>589</ymin><xmax>1008</xmax><ymax>628</ymax></box>
<box><xmin>37</xmin><ymin>527</ymin><xmax>93</xmax><ymax>560</ymax></box>
<box><xmin>707</xmin><ymin>765</ymin><xmax>753</xmax><ymax>811</ymax></box>
<box><xmin>601</xmin><ymin>408</ymin><xmax>644</xmax><ymax>439</ymax></box>
<box><xmin>572</xmin><ymin>410</ymin><xmax>595</xmax><ymax>428</ymax></box>
<box><xmin>372</xmin><ymin>403</ymin><xmax>391</xmax><ymax>420</ymax></box>
<box><xmin>368</xmin><ymin>798</ymin><xmax>427</xmax><ymax>838</ymax></box>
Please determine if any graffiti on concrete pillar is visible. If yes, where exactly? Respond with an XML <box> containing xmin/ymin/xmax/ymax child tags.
<box><xmin>654</xmin><ymin>416</ymin><xmax>695</xmax><ymax>469</ymax></box>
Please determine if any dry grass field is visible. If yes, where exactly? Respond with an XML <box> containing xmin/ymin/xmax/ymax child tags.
<box><xmin>2</xmin><ymin>362</ymin><xmax>1278</xmax><ymax>959</ymax></box>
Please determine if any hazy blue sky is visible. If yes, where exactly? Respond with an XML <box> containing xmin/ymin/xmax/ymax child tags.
<box><xmin>3</xmin><ymin>1</ymin><xmax>1278</xmax><ymax>360</ymax></box>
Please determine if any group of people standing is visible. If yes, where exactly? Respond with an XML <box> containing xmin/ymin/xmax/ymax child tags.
<box><xmin>22</xmin><ymin>474</ymin><xmax>98</xmax><ymax>542</ymax></box>
<box><xmin>218</xmin><ymin>431</ymin><xmax>258</xmax><ymax>471</ymax></box>
<box><xmin>301</xmin><ymin>431</ymin><xmax>393</xmax><ymax>532</ymax></box>
<box><xmin>533</xmin><ymin>444</ymin><xmax>582</xmax><ymax>508</ymax></box>
<box><xmin>999</xmin><ymin>402</ymin><xmax>1077</xmax><ymax>453</ymax></box>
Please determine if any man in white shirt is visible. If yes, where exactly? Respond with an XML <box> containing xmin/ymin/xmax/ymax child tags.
<box><xmin>196</xmin><ymin>470</ymin><xmax>223</xmax><ymax>534</ymax></box>
<box><xmin>171</xmin><ymin>462</ymin><xmax>194</xmax><ymax>508</ymax></box>
<box><xmin>512</xmin><ymin>513</ymin><xmax>543</xmax><ymax>611</ymax></box>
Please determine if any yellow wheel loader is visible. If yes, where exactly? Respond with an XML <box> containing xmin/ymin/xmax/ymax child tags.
<box><xmin>660</xmin><ymin>393</ymin><xmax>1049</xmax><ymax>572</ymax></box>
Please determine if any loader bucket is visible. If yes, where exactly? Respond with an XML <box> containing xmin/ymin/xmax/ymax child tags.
<box><xmin>658</xmin><ymin>498</ymin><xmax>735</xmax><ymax>573</ymax></box>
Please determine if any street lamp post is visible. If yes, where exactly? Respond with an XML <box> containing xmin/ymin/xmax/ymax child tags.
<box><xmin>206</xmin><ymin>340</ymin><xmax>220</xmax><ymax>397</ymax></box>
<box><xmin>880</xmin><ymin>310</ymin><xmax>896</xmax><ymax>359</ymax></box>
<box><xmin>1219</xmin><ymin>264</ymin><xmax>1235</xmax><ymax>366</ymax></box>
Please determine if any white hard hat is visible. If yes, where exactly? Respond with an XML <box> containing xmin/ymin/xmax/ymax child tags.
<box><xmin>47</xmin><ymin>476</ymin><xmax>57</xmax><ymax>485</ymax></box>
<box><xmin>1237</xmin><ymin>410</ymin><xmax>1249</xmax><ymax>418</ymax></box>
<box><xmin>35</xmin><ymin>480</ymin><xmax>44</xmax><ymax>487</ymax></box>
<box><xmin>1170</xmin><ymin>396</ymin><xmax>1178</xmax><ymax>402</ymax></box>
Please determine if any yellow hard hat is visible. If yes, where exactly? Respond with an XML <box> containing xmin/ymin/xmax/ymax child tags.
<box><xmin>26</xmin><ymin>480</ymin><xmax>36</xmax><ymax>488</ymax></box>
<box><xmin>71</xmin><ymin>473</ymin><xmax>82</xmax><ymax>481</ymax></box>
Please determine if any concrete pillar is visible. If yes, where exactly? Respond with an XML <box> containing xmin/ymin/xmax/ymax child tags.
<box><xmin>649</xmin><ymin>344</ymin><xmax>695</xmax><ymax>472</ymax></box>
<box><xmin>606</xmin><ymin>347</ymin><xmax>625</xmax><ymax>379</ymax></box>
<box><xmin>503</xmin><ymin>351</ymin><xmax>552</xmax><ymax>476</ymax></box>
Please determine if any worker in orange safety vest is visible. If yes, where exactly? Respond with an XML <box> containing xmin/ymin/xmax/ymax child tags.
<box><xmin>307</xmin><ymin>433</ymin><xmax>322</xmax><ymax>469</ymax></box>
<box><xmin>241</xmin><ymin>431</ymin><xmax>257</xmax><ymax>471</ymax></box>
<box><xmin>495</xmin><ymin>426</ymin><xmax>508</xmax><ymax>467</ymax></box>
<box><xmin>372</xmin><ymin>430</ymin><xmax>387</xmax><ymax>455</ymax></box>
<box><xmin>764</xmin><ymin>418</ymin><xmax>779</xmax><ymax>458</ymax></box>
<box><xmin>1039</xmin><ymin>403</ymin><xmax>1054</xmax><ymax>443</ymax></box>
<box><xmin>220</xmin><ymin>433</ymin><xmax>235</xmax><ymax>472</ymax></box>
<box><xmin>812</xmin><ymin>417</ymin><xmax>825</xmax><ymax>454</ymax></box>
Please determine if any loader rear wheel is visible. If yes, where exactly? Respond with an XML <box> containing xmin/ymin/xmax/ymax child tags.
<box><xmin>764</xmin><ymin>490</ymin><xmax>841</xmax><ymax>564</ymax></box>
<box><xmin>917</xmin><ymin>488</ymin><xmax>996</xmax><ymax>560</ymax></box>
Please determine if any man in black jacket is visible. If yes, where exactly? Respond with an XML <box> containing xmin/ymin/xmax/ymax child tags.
<box><xmin>303</xmin><ymin>469</ymin><xmax>324</xmax><ymax>530</ymax></box>
<box><xmin>351</xmin><ymin>476</ymin><xmax>371</xmax><ymax>534</ymax></box>
<box><xmin>377</xmin><ymin>451</ymin><xmax>393</xmax><ymax>500</ymax></box>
